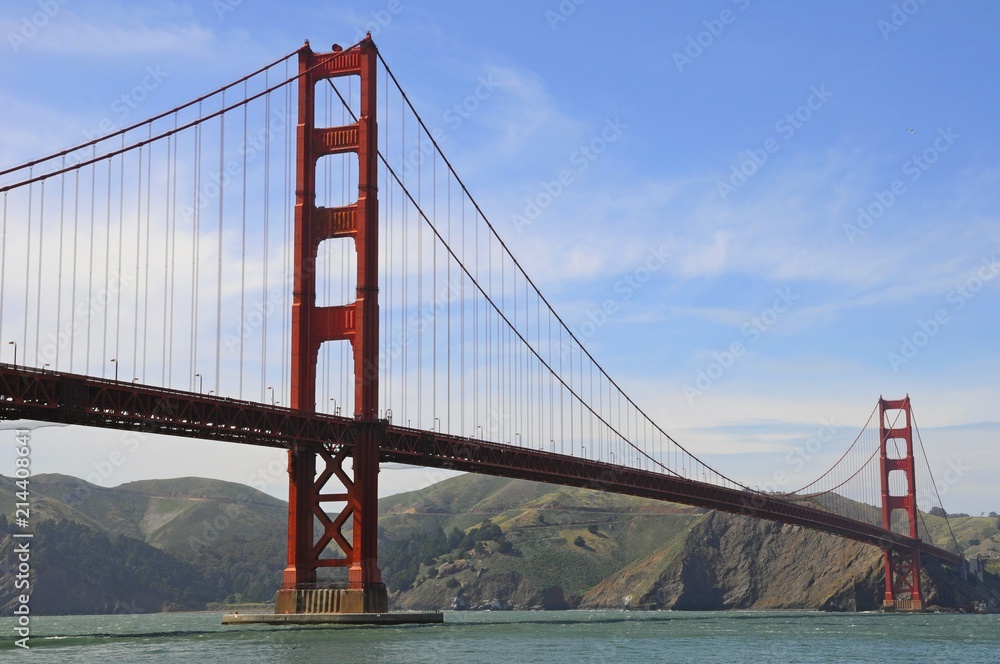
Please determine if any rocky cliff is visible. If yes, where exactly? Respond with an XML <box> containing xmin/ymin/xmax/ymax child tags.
<box><xmin>384</xmin><ymin>476</ymin><xmax>1000</xmax><ymax>612</ymax></box>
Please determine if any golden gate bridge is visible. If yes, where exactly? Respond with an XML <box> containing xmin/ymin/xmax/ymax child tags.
<box><xmin>0</xmin><ymin>37</ymin><xmax>965</xmax><ymax>620</ymax></box>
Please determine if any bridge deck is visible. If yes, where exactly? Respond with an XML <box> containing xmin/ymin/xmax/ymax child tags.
<box><xmin>0</xmin><ymin>364</ymin><xmax>962</xmax><ymax>566</ymax></box>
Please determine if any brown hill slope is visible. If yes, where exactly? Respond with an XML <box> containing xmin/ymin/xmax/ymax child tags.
<box><xmin>382</xmin><ymin>476</ymin><xmax>1000</xmax><ymax>612</ymax></box>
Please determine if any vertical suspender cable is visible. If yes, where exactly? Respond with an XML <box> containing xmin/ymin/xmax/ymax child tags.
<box><xmin>23</xmin><ymin>175</ymin><xmax>32</xmax><ymax>366</ymax></box>
<box><xmin>472</xmin><ymin>201</ymin><xmax>477</xmax><ymax>435</ymax></box>
<box><xmin>115</xmin><ymin>138</ymin><xmax>125</xmax><ymax>374</ymax></box>
<box><xmin>323</xmin><ymin>82</ymin><xmax>331</xmax><ymax>409</ymax></box>
<box><xmin>56</xmin><ymin>158</ymin><xmax>66</xmax><ymax>368</ymax></box>
<box><xmin>86</xmin><ymin>154</ymin><xmax>96</xmax><ymax>375</ymax></box>
<box><xmin>133</xmin><ymin>146</ymin><xmax>143</xmax><ymax>377</ymax></box>
<box><xmin>330</xmin><ymin>82</ymin><xmax>337</xmax><ymax>410</ymax></box>
<box><xmin>35</xmin><ymin>180</ymin><xmax>45</xmax><ymax>366</ymax></box>
<box><xmin>192</xmin><ymin>114</ymin><xmax>202</xmax><ymax>389</ymax></box>
<box><xmin>239</xmin><ymin>84</ymin><xmax>248</xmax><ymax>399</ymax></box>
<box><xmin>162</xmin><ymin>134</ymin><xmax>172</xmax><ymax>384</ymax></box>
<box><xmin>143</xmin><ymin>129</ymin><xmax>152</xmax><ymax>382</ymax></box>
<box><xmin>343</xmin><ymin>79</ymin><xmax>351</xmax><ymax>410</ymax></box>
<box><xmin>486</xmin><ymin>216</ymin><xmax>492</xmax><ymax>438</ymax></box>
<box><xmin>215</xmin><ymin>91</ymin><xmax>226</xmax><ymax>394</ymax></box>
<box><xmin>538</xmin><ymin>290</ymin><xmax>543</xmax><ymax>449</ymax></box>
<box><xmin>400</xmin><ymin>99</ymin><xmax>407</xmax><ymax>423</ymax></box>
<box><xmin>460</xmin><ymin>183</ymin><xmax>466</xmax><ymax>436</ymax></box>
<box><xmin>385</xmin><ymin>70</ymin><xmax>393</xmax><ymax>415</ymax></box>
<box><xmin>103</xmin><ymin>158</ymin><xmax>111</xmax><ymax>376</ymax></box>
<box><xmin>417</xmin><ymin>125</ymin><xmax>422</xmax><ymax>426</ymax></box>
<box><xmin>261</xmin><ymin>73</ymin><xmax>270</xmax><ymax>402</ymax></box>
<box><xmin>446</xmin><ymin>168</ymin><xmax>451</xmax><ymax>433</ymax></box>
<box><xmin>281</xmin><ymin>63</ymin><xmax>292</xmax><ymax>402</ymax></box>
<box><xmin>168</xmin><ymin>118</ymin><xmax>179</xmax><ymax>386</ymax></box>
<box><xmin>432</xmin><ymin>147</ymin><xmax>437</xmax><ymax>428</ymax></box>
<box><xmin>511</xmin><ymin>257</ymin><xmax>516</xmax><ymax>442</ymax></box>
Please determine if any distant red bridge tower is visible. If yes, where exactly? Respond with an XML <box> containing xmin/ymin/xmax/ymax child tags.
<box><xmin>879</xmin><ymin>396</ymin><xmax>923</xmax><ymax>611</ymax></box>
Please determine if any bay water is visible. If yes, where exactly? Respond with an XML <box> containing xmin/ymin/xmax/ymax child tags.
<box><xmin>2</xmin><ymin>610</ymin><xmax>997</xmax><ymax>662</ymax></box>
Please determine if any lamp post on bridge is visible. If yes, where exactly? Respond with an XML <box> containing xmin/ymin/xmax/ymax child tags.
<box><xmin>195</xmin><ymin>373</ymin><xmax>204</xmax><ymax>394</ymax></box>
<box><xmin>109</xmin><ymin>358</ymin><xmax>118</xmax><ymax>382</ymax></box>
<box><xmin>7</xmin><ymin>341</ymin><xmax>16</xmax><ymax>369</ymax></box>
<box><xmin>268</xmin><ymin>386</ymin><xmax>275</xmax><ymax>405</ymax></box>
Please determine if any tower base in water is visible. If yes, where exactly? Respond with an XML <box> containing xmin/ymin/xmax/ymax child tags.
<box><xmin>273</xmin><ymin>586</ymin><xmax>388</xmax><ymax>615</ymax></box>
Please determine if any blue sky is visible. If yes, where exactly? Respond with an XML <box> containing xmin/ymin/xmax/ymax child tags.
<box><xmin>1</xmin><ymin>1</ymin><xmax>998</xmax><ymax>514</ymax></box>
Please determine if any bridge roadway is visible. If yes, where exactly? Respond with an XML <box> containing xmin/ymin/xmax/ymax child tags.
<box><xmin>0</xmin><ymin>364</ymin><xmax>963</xmax><ymax>566</ymax></box>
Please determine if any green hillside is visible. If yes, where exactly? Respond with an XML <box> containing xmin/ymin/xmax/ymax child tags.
<box><xmin>377</xmin><ymin>476</ymin><xmax>999</xmax><ymax>612</ymax></box>
<box><xmin>0</xmin><ymin>474</ymin><xmax>106</xmax><ymax>530</ymax></box>
<box><xmin>379</xmin><ymin>475</ymin><xmax>706</xmax><ymax>606</ymax></box>
<box><xmin>0</xmin><ymin>473</ymin><xmax>287</xmax><ymax>607</ymax></box>
<box><xmin>0</xmin><ymin>516</ymin><xmax>213</xmax><ymax>614</ymax></box>
<box><xmin>922</xmin><ymin>512</ymin><xmax>1000</xmax><ymax>557</ymax></box>
<box><xmin>1</xmin><ymin>472</ymin><xmax>996</xmax><ymax>614</ymax></box>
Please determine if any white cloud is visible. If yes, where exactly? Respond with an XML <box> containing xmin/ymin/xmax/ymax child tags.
<box><xmin>477</xmin><ymin>64</ymin><xmax>585</xmax><ymax>157</ymax></box>
<box><xmin>2</xmin><ymin>9</ymin><xmax>215</xmax><ymax>58</ymax></box>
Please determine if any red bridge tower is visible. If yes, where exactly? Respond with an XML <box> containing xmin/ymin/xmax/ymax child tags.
<box><xmin>276</xmin><ymin>37</ymin><xmax>385</xmax><ymax>614</ymax></box>
<box><xmin>879</xmin><ymin>396</ymin><xmax>923</xmax><ymax>611</ymax></box>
